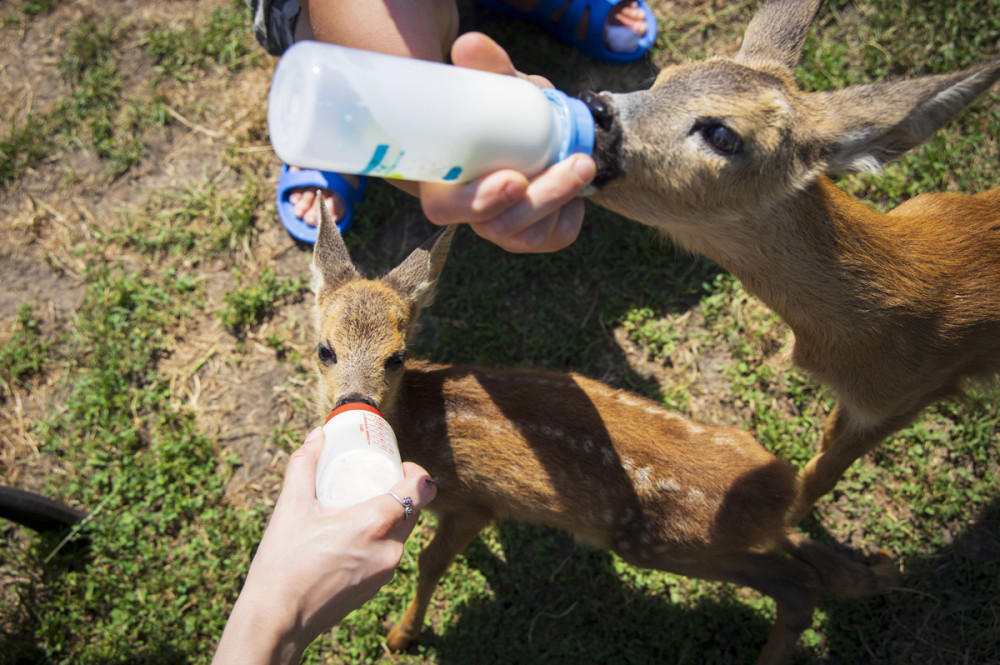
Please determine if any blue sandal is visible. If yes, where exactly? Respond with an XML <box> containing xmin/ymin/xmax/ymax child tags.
<box><xmin>276</xmin><ymin>164</ymin><xmax>367</xmax><ymax>244</ymax></box>
<box><xmin>475</xmin><ymin>0</ymin><xmax>657</xmax><ymax>65</ymax></box>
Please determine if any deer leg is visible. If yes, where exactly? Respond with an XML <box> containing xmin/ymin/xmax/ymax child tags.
<box><xmin>692</xmin><ymin>535</ymin><xmax>895</xmax><ymax>665</ymax></box>
<box><xmin>782</xmin><ymin>531</ymin><xmax>898</xmax><ymax>598</ymax></box>
<box><xmin>788</xmin><ymin>402</ymin><xmax>900</xmax><ymax>525</ymax></box>
<box><xmin>644</xmin><ymin>550</ymin><xmax>820</xmax><ymax>665</ymax></box>
<box><xmin>727</xmin><ymin>554</ymin><xmax>820</xmax><ymax>665</ymax></box>
<box><xmin>386</xmin><ymin>512</ymin><xmax>492</xmax><ymax>651</ymax></box>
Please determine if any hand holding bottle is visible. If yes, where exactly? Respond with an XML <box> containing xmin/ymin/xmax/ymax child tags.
<box><xmin>270</xmin><ymin>31</ymin><xmax>596</xmax><ymax>254</ymax></box>
<box><xmin>419</xmin><ymin>32</ymin><xmax>596</xmax><ymax>254</ymax></box>
<box><xmin>212</xmin><ymin>427</ymin><xmax>436</xmax><ymax>665</ymax></box>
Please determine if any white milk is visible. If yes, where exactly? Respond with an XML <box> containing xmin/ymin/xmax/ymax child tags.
<box><xmin>315</xmin><ymin>403</ymin><xmax>404</xmax><ymax>510</ymax></box>
<box><xmin>267</xmin><ymin>41</ymin><xmax>594</xmax><ymax>183</ymax></box>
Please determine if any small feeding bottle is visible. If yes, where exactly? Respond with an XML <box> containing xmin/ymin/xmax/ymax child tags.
<box><xmin>315</xmin><ymin>403</ymin><xmax>404</xmax><ymax>509</ymax></box>
<box><xmin>267</xmin><ymin>41</ymin><xmax>595</xmax><ymax>183</ymax></box>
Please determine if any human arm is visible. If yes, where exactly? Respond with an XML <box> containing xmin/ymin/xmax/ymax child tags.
<box><xmin>212</xmin><ymin>427</ymin><xmax>436</xmax><ymax>665</ymax></box>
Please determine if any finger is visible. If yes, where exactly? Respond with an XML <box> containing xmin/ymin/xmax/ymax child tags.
<box><xmin>379</xmin><ymin>467</ymin><xmax>437</xmax><ymax>541</ymax></box>
<box><xmin>420</xmin><ymin>170</ymin><xmax>529</xmax><ymax>226</ymax></box>
<box><xmin>487</xmin><ymin>197</ymin><xmax>584</xmax><ymax>254</ymax></box>
<box><xmin>470</xmin><ymin>154</ymin><xmax>595</xmax><ymax>250</ymax></box>
<box><xmin>277</xmin><ymin>427</ymin><xmax>325</xmax><ymax>508</ymax></box>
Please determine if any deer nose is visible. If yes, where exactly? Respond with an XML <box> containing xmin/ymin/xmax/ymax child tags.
<box><xmin>578</xmin><ymin>90</ymin><xmax>615</xmax><ymax>131</ymax></box>
<box><xmin>336</xmin><ymin>394</ymin><xmax>377</xmax><ymax>409</ymax></box>
<box><xmin>578</xmin><ymin>91</ymin><xmax>622</xmax><ymax>187</ymax></box>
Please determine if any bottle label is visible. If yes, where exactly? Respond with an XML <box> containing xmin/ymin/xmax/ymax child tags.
<box><xmin>359</xmin><ymin>411</ymin><xmax>396</xmax><ymax>457</ymax></box>
<box><xmin>359</xmin><ymin>143</ymin><xmax>462</xmax><ymax>181</ymax></box>
<box><xmin>360</xmin><ymin>144</ymin><xmax>402</xmax><ymax>177</ymax></box>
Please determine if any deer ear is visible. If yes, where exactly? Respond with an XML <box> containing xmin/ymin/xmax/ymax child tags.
<box><xmin>384</xmin><ymin>225</ymin><xmax>457</xmax><ymax>309</ymax></box>
<box><xmin>735</xmin><ymin>0</ymin><xmax>821</xmax><ymax>72</ymax></box>
<box><xmin>814</xmin><ymin>59</ymin><xmax>1000</xmax><ymax>174</ymax></box>
<box><xmin>311</xmin><ymin>192</ymin><xmax>361</xmax><ymax>297</ymax></box>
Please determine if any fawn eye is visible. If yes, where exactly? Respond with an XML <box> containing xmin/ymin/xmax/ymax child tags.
<box><xmin>385</xmin><ymin>351</ymin><xmax>406</xmax><ymax>371</ymax></box>
<box><xmin>317</xmin><ymin>343</ymin><xmax>336</xmax><ymax>365</ymax></box>
<box><xmin>696</xmin><ymin>122</ymin><xmax>742</xmax><ymax>155</ymax></box>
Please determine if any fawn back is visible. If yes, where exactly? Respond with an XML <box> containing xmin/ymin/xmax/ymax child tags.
<box><xmin>310</xmin><ymin>203</ymin><xmax>893</xmax><ymax>664</ymax></box>
<box><xmin>583</xmin><ymin>0</ymin><xmax>1000</xmax><ymax>521</ymax></box>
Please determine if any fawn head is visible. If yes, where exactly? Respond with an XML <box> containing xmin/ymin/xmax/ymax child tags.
<box><xmin>585</xmin><ymin>0</ymin><xmax>1000</xmax><ymax>242</ymax></box>
<box><xmin>310</xmin><ymin>199</ymin><xmax>455</xmax><ymax>413</ymax></box>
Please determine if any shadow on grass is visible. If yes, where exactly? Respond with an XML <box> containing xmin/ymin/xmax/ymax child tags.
<box><xmin>422</xmin><ymin>522</ymin><xmax>772</xmax><ymax>665</ymax></box>
<box><xmin>814</xmin><ymin>497</ymin><xmax>1000</xmax><ymax>665</ymax></box>
<box><xmin>390</xmin><ymin>498</ymin><xmax>999</xmax><ymax>665</ymax></box>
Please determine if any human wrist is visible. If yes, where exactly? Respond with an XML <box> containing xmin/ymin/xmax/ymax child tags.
<box><xmin>213</xmin><ymin>582</ymin><xmax>310</xmax><ymax>665</ymax></box>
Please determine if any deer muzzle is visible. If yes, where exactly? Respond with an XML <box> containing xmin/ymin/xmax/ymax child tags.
<box><xmin>578</xmin><ymin>90</ymin><xmax>623</xmax><ymax>188</ymax></box>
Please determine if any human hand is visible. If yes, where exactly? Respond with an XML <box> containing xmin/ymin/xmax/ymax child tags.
<box><xmin>213</xmin><ymin>427</ymin><xmax>436</xmax><ymax>665</ymax></box>
<box><xmin>418</xmin><ymin>31</ymin><xmax>596</xmax><ymax>253</ymax></box>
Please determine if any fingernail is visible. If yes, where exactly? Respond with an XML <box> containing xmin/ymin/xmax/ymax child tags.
<box><xmin>501</xmin><ymin>179</ymin><xmax>527</xmax><ymax>203</ymax></box>
<box><xmin>305</xmin><ymin>427</ymin><xmax>324</xmax><ymax>445</ymax></box>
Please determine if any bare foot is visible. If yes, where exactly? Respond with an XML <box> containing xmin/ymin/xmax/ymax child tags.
<box><xmin>285</xmin><ymin>168</ymin><xmax>361</xmax><ymax>227</ymax></box>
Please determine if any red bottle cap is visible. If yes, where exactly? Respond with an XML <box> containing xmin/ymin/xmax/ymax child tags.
<box><xmin>324</xmin><ymin>402</ymin><xmax>384</xmax><ymax>424</ymax></box>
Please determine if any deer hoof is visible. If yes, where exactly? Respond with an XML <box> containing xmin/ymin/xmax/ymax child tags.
<box><xmin>868</xmin><ymin>548</ymin><xmax>900</xmax><ymax>587</ymax></box>
<box><xmin>385</xmin><ymin>624</ymin><xmax>417</xmax><ymax>652</ymax></box>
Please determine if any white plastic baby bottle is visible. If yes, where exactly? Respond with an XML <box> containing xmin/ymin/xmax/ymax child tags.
<box><xmin>267</xmin><ymin>41</ymin><xmax>595</xmax><ymax>183</ymax></box>
<box><xmin>315</xmin><ymin>402</ymin><xmax>404</xmax><ymax>510</ymax></box>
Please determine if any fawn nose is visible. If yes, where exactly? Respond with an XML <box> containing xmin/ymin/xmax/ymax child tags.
<box><xmin>336</xmin><ymin>393</ymin><xmax>377</xmax><ymax>409</ymax></box>
<box><xmin>578</xmin><ymin>90</ymin><xmax>622</xmax><ymax>186</ymax></box>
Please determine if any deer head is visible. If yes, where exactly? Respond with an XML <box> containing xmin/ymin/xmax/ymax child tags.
<box><xmin>310</xmin><ymin>198</ymin><xmax>455</xmax><ymax>413</ymax></box>
<box><xmin>584</xmin><ymin>0</ymin><xmax>1000</xmax><ymax>260</ymax></box>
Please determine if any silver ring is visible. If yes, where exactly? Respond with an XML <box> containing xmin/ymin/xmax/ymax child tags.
<box><xmin>387</xmin><ymin>491</ymin><xmax>414</xmax><ymax>519</ymax></box>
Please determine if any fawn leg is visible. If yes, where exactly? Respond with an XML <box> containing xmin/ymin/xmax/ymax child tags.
<box><xmin>731</xmin><ymin>556</ymin><xmax>819</xmax><ymax>665</ymax></box>
<box><xmin>724</xmin><ymin>539</ymin><xmax>895</xmax><ymax>665</ymax></box>
<box><xmin>783</xmin><ymin>531</ymin><xmax>898</xmax><ymax>598</ymax></box>
<box><xmin>386</xmin><ymin>512</ymin><xmax>491</xmax><ymax>651</ymax></box>
<box><xmin>648</xmin><ymin>550</ymin><xmax>820</xmax><ymax>665</ymax></box>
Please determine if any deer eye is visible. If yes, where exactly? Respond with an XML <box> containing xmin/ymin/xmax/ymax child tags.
<box><xmin>385</xmin><ymin>351</ymin><xmax>406</xmax><ymax>372</ymax></box>
<box><xmin>317</xmin><ymin>343</ymin><xmax>336</xmax><ymax>365</ymax></box>
<box><xmin>696</xmin><ymin>122</ymin><xmax>742</xmax><ymax>155</ymax></box>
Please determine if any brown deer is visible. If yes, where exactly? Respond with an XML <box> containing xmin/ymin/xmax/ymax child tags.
<box><xmin>582</xmin><ymin>0</ymin><xmax>1000</xmax><ymax>524</ymax></box>
<box><xmin>310</xmin><ymin>201</ymin><xmax>894</xmax><ymax>665</ymax></box>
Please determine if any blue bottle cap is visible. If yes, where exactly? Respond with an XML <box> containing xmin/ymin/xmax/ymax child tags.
<box><xmin>543</xmin><ymin>88</ymin><xmax>596</xmax><ymax>163</ymax></box>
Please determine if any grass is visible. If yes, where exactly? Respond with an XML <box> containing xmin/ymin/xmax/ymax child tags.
<box><xmin>1</xmin><ymin>0</ymin><xmax>998</xmax><ymax>664</ymax></box>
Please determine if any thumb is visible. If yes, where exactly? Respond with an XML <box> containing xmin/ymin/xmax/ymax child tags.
<box><xmin>278</xmin><ymin>427</ymin><xmax>325</xmax><ymax>507</ymax></box>
<box><xmin>451</xmin><ymin>31</ymin><xmax>553</xmax><ymax>88</ymax></box>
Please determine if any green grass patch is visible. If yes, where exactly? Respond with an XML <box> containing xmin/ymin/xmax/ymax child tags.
<box><xmin>217</xmin><ymin>266</ymin><xmax>308</xmax><ymax>335</ymax></box>
<box><xmin>0</xmin><ymin>304</ymin><xmax>54</xmax><ymax>397</ymax></box>
<box><xmin>146</xmin><ymin>1</ymin><xmax>259</xmax><ymax>81</ymax></box>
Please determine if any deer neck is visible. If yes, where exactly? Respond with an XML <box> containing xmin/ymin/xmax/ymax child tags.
<box><xmin>684</xmin><ymin>177</ymin><xmax>912</xmax><ymax>345</ymax></box>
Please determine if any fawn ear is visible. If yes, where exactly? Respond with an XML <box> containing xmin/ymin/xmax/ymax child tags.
<box><xmin>735</xmin><ymin>0</ymin><xmax>821</xmax><ymax>73</ymax></box>
<box><xmin>311</xmin><ymin>192</ymin><xmax>361</xmax><ymax>297</ymax></box>
<box><xmin>384</xmin><ymin>224</ymin><xmax>457</xmax><ymax>310</ymax></box>
<box><xmin>814</xmin><ymin>58</ymin><xmax>1000</xmax><ymax>174</ymax></box>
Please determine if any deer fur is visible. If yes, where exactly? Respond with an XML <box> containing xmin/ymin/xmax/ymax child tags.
<box><xmin>310</xmin><ymin>202</ymin><xmax>894</xmax><ymax>664</ymax></box>
<box><xmin>583</xmin><ymin>0</ymin><xmax>1000</xmax><ymax>523</ymax></box>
